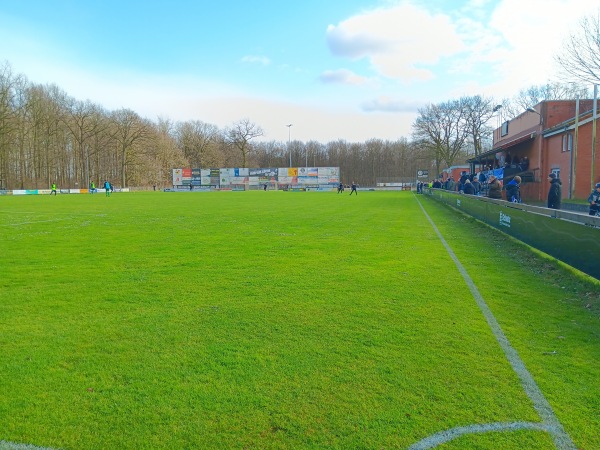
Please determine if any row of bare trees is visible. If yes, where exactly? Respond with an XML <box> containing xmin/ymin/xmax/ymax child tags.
<box><xmin>0</xmin><ymin>62</ymin><xmax>430</xmax><ymax>189</ymax></box>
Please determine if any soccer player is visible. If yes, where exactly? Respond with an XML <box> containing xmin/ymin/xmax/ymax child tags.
<box><xmin>349</xmin><ymin>181</ymin><xmax>358</xmax><ymax>196</ymax></box>
<box><xmin>51</xmin><ymin>182</ymin><xmax>57</xmax><ymax>196</ymax></box>
<box><xmin>104</xmin><ymin>180</ymin><xmax>111</xmax><ymax>197</ymax></box>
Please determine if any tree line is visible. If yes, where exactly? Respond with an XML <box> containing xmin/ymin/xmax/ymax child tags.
<box><xmin>0</xmin><ymin>62</ymin><xmax>427</xmax><ymax>190</ymax></box>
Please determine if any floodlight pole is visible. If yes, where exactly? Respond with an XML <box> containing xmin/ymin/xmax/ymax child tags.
<box><xmin>286</xmin><ymin>124</ymin><xmax>293</xmax><ymax>167</ymax></box>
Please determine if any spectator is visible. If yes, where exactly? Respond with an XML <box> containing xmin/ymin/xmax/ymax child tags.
<box><xmin>520</xmin><ymin>156</ymin><xmax>529</xmax><ymax>171</ymax></box>
<box><xmin>447</xmin><ymin>177</ymin><xmax>456</xmax><ymax>192</ymax></box>
<box><xmin>487</xmin><ymin>175</ymin><xmax>502</xmax><ymax>199</ymax></box>
<box><xmin>432</xmin><ymin>179</ymin><xmax>442</xmax><ymax>189</ymax></box>
<box><xmin>504</xmin><ymin>176</ymin><xmax>522</xmax><ymax>203</ymax></box>
<box><xmin>463</xmin><ymin>179</ymin><xmax>475</xmax><ymax>195</ymax></box>
<box><xmin>547</xmin><ymin>173</ymin><xmax>562</xmax><ymax>209</ymax></box>
<box><xmin>587</xmin><ymin>183</ymin><xmax>600</xmax><ymax>216</ymax></box>
<box><xmin>471</xmin><ymin>177</ymin><xmax>481</xmax><ymax>195</ymax></box>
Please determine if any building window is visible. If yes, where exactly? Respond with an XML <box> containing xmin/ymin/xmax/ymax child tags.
<box><xmin>562</xmin><ymin>133</ymin><xmax>573</xmax><ymax>152</ymax></box>
<box><xmin>501</xmin><ymin>121</ymin><xmax>509</xmax><ymax>137</ymax></box>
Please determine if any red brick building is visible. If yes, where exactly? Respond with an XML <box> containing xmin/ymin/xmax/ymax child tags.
<box><xmin>467</xmin><ymin>99</ymin><xmax>599</xmax><ymax>202</ymax></box>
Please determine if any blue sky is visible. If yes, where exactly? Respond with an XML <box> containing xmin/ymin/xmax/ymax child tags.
<box><xmin>0</xmin><ymin>0</ymin><xmax>592</xmax><ymax>142</ymax></box>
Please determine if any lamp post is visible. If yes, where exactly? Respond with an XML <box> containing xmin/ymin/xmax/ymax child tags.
<box><xmin>527</xmin><ymin>107</ymin><xmax>544</xmax><ymax>200</ymax></box>
<box><xmin>286</xmin><ymin>124</ymin><xmax>293</xmax><ymax>167</ymax></box>
<box><xmin>493</xmin><ymin>104</ymin><xmax>502</xmax><ymax>141</ymax></box>
<box><xmin>526</xmin><ymin>107</ymin><xmax>543</xmax><ymax>125</ymax></box>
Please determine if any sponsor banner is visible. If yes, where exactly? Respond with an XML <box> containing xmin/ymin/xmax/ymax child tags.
<box><xmin>298</xmin><ymin>176</ymin><xmax>314</xmax><ymax>185</ymax></box>
<box><xmin>174</xmin><ymin>167</ymin><xmax>338</xmax><ymax>187</ymax></box>
<box><xmin>13</xmin><ymin>190</ymin><xmax>29</xmax><ymax>195</ymax></box>
<box><xmin>0</xmin><ymin>190</ymin><xmax>11</xmax><ymax>196</ymax></box>
<box><xmin>319</xmin><ymin>167</ymin><xmax>339</xmax><ymax>176</ymax></box>
<box><xmin>221</xmin><ymin>168</ymin><xmax>236</xmax><ymax>177</ymax></box>
<box><xmin>249</xmin><ymin>168</ymin><xmax>277</xmax><ymax>177</ymax></box>
<box><xmin>298</xmin><ymin>167</ymin><xmax>318</xmax><ymax>177</ymax></box>
<box><xmin>173</xmin><ymin>169</ymin><xmax>183</xmax><ymax>185</ymax></box>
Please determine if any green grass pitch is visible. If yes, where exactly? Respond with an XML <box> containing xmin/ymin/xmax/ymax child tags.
<box><xmin>0</xmin><ymin>191</ymin><xmax>598</xmax><ymax>449</ymax></box>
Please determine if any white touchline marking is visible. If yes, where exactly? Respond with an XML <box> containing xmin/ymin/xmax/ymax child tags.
<box><xmin>410</xmin><ymin>196</ymin><xmax>576</xmax><ymax>450</ymax></box>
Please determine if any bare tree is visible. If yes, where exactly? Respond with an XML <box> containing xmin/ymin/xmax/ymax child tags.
<box><xmin>110</xmin><ymin>108</ymin><xmax>152</xmax><ymax>187</ymax></box>
<box><xmin>556</xmin><ymin>10</ymin><xmax>600</xmax><ymax>84</ymax></box>
<box><xmin>62</xmin><ymin>98</ymin><xmax>108</xmax><ymax>187</ymax></box>
<box><xmin>0</xmin><ymin>62</ymin><xmax>26</xmax><ymax>189</ymax></box>
<box><xmin>460</xmin><ymin>95</ymin><xmax>496</xmax><ymax>156</ymax></box>
<box><xmin>412</xmin><ymin>100</ymin><xmax>469</xmax><ymax>176</ymax></box>
<box><xmin>501</xmin><ymin>82</ymin><xmax>591</xmax><ymax>120</ymax></box>
<box><xmin>174</xmin><ymin>120</ymin><xmax>220</xmax><ymax>168</ymax></box>
<box><xmin>225</xmin><ymin>118</ymin><xmax>263</xmax><ymax>168</ymax></box>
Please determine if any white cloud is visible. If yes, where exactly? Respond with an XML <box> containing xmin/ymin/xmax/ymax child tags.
<box><xmin>319</xmin><ymin>69</ymin><xmax>370</xmax><ymax>85</ymax></box>
<box><xmin>361</xmin><ymin>96</ymin><xmax>422</xmax><ymax>113</ymax></box>
<box><xmin>240</xmin><ymin>55</ymin><xmax>271</xmax><ymax>65</ymax></box>
<box><xmin>468</xmin><ymin>0</ymin><xmax>592</xmax><ymax>97</ymax></box>
<box><xmin>326</xmin><ymin>3</ymin><xmax>465</xmax><ymax>81</ymax></box>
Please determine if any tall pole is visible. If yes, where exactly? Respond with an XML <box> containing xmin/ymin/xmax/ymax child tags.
<box><xmin>571</xmin><ymin>97</ymin><xmax>580</xmax><ymax>199</ymax></box>
<box><xmin>592</xmin><ymin>84</ymin><xmax>598</xmax><ymax>192</ymax></box>
<box><xmin>286</xmin><ymin>124</ymin><xmax>293</xmax><ymax>167</ymax></box>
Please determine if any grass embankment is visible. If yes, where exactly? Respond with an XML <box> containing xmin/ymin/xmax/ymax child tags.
<box><xmin>0</xmin><ymin>191</ymin><xmax>598</xmax><ymax>449</ymax></box>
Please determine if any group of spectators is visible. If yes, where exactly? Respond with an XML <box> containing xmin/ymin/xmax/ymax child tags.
<box><xmin>419</xmin><ymin>170</ymin><xmax>525</xmax><ymax>204</ymax></box>
<box><xmin>419</xmin><ymin>171</ymin><xmax>488</xmax><ymax>196</ymax></box>
<box><xmin>418</xmin><ymin>165</ymin><xmax>600</xmax><ymax>217</ymax></box>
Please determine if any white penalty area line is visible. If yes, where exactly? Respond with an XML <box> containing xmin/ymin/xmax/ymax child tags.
<box><xmin>410</xmin><ymin>195</ymin><xmax>576</xmax><ymax>450</ymax></box>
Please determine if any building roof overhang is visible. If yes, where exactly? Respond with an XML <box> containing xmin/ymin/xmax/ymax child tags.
<box><xmin>467</xmin><ymin>131</ymin><xmax>536</xmax><ymax>163</ymax></box>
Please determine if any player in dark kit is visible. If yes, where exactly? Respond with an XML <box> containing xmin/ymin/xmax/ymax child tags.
<box><xmin>349</xmin><ymin>181</ymin><xmax>357</xmax><ymax>196</ymax></box>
